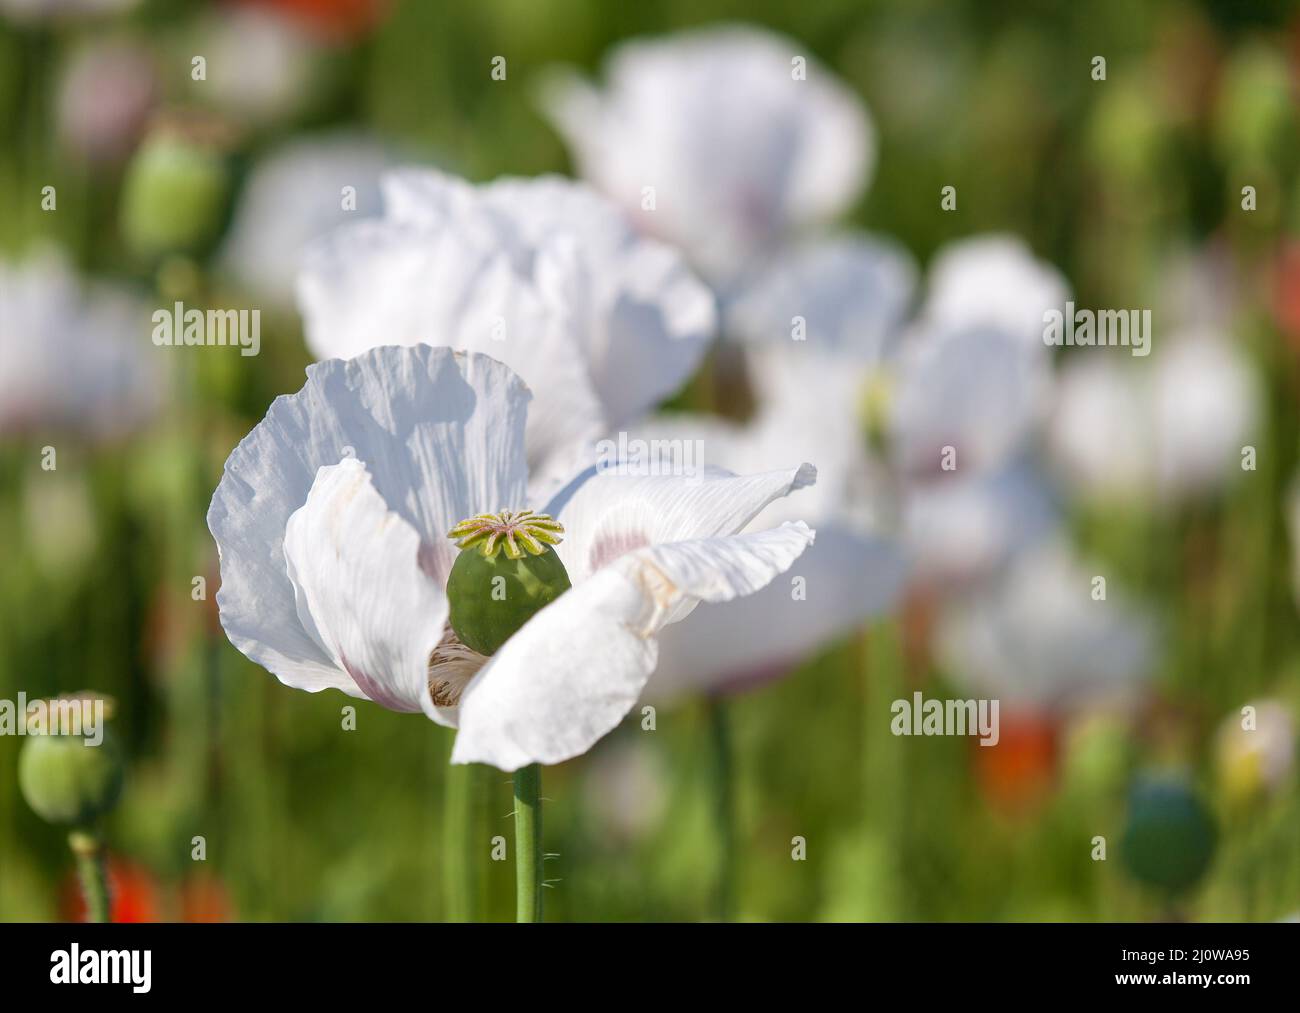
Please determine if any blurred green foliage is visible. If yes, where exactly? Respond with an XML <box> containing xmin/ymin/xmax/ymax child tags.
<box><xmin>1</xmin><ymin>0</ymin><xmax>1299</xmax><ymax>921</ymax></box>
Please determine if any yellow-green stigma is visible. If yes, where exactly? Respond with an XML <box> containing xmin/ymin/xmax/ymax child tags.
<box><xmin>448</xmin><ymin>509</ymin><xmax>564</xmax><ymax>560</ymax></box>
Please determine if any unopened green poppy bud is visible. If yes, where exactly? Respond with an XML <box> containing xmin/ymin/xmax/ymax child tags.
<box><xmin>1120</xmin><ymin>775</ymin><xmax>1216</xmax><ymax>893</ymax></box>
<box><xmin>445</xmin><ymin>510</ymin><xmax>571</xmax><ymax>656</ymax></box>
<box><xmin>18</xmin><ymin>694</ymin><xmax>124</xmax><ymax>827</ymax></box>
<box><xmin>121</xmin><ymin>124</ymin><xmax>230</xmax><ymax>258</ymax></box>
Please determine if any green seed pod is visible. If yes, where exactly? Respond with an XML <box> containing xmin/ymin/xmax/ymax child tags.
<box><xmin>445</xmin><ymin>510</ymin><xmax>571</xmax><ymax>656</ymax></box>
<box><xmin>1120</xmin><ymin>775</ymin><xmax>1217</xmax><ymax>894</ymax></box>
<box><xmin>18</xmin><ymin>698</ymin><xmax>124</xmax><ymax>827</ymax></box>
<box><xmin>121</xmin><ymin>126</ymin><xmax>229</xmax><ymax>259</ymax></box>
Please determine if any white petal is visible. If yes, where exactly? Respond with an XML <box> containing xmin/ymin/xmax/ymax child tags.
<box><xmin>650</xmin><ymin>524</ymin><xmax>904</xmax><ymax>699</ymax></box>
<box><xmin>283</xmin><ymin>458</ymin><xmax>448</xmax><ymax>717</ymax></box>
<box><xmin>208</xmin><ymin>345</ymin><xmax>530</xmax><ymax>698</ymax></box>
<box><xmin>546</xmin><ymin>464</ymin><xmax>816</xmax><ymax>584</ymax></box>
<box><xmin>450</xmin><ymin>521</ymin><xmax>814</xmax><ymax>769</ymax></box>
<box><xmin>300</xmin><ymin>169</ymin><xmax>715</xmax><ymax>469</ymax></box>
<box><xmin>297</xmin><ymin>215</ymin><xmax>606</xmax><ymax>470</ymax></box>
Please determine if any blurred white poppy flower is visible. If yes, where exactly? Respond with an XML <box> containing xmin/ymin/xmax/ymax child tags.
<box><xmin>936</xmin><ymin>539</ymin><xmax>1155</xmax><ymax>713</ymax></box>
<box><xmin>193</xmin><ymin>6</ymin><xmax>320</xmax><ymax>127</ymax></box>
<box><xmin>297</xmin><ymin>169</ymin><xmax>715</xmax><ymax>487</ymax></box>
<box><xmin>1049</xmin><ymin>331</ymin><xmax>1259</xmax><ymax>503</ymax></box>
<box><xmin>219</xmin><ymin>133</ymin><xmax>390</xmax><ymax>308</ymax></box>
<box><xmin>889</xmin><ymin>323</ymin><xmax>1051</xmax><ymax>479</ymax></box>
<box><xmin>920</xmin><ymin>234</ymin><xmax>1070</xmax><ymax>349</ymax></box>
<box><xmin>1215</xmin><ymin>699</ymin><xmax>1295</xmax><ymax>800</ymax></box>
<box><xmin>56</xmin><ymin>37</ymin><xmax>158</xmax><ymax>164</ymax></box>
<box><xmin>0</xmin><ymin>252</ymin><xmax>160</xmax><ymax>438</ymax></box>
<box><xmin>540</xmin><ymin>24</ymin><xmax>873</xmax><ymax>285</ymax></box>
<box><xmin>208</xmin><ymin>345</ymin><xmax>815</xmax><ymax>770</ymax></box>
<box><xmin>724</xmin><ymin>232</ymin><xmax>917</xmax><ymax>367</ymax></box>
<box><xmin>1150</xmin><ymin>333</ymin><xmax>1259</xmax><ymax>498</ymax></box>
<box><xmin>902</xmin><ymin>463</ymin><xmax>1056</xmax><ymax>589</ymax></box>
<box><xmin>725</xmin><ymin>231</ymin><xmax>1064</xmax><ymax>591</ymax></box>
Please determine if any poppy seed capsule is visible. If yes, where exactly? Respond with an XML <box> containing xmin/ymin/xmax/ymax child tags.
<box><xmin>445</xmin><ymin>510</ymin><xmax>571</xmax><ymax>657</ymax></box>
<box><xmin>18</xmin><ymin>723</ymin><xmax>124</xmax><ymax>827</ymax></box>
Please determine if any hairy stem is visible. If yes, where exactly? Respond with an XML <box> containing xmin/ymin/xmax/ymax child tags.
<box><xmin>513</xmin><ymin>763</ymin><xmax>542</xmax><ymax>923</ymax></box>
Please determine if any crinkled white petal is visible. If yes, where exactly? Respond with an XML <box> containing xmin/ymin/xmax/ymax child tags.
<box><xmin>385</xmin><ymin>170</ymin><xmax>715</xmax><ymax>424</ymax></box>
<box><xmin>208</xmin><ymin>345</ymin><xmax>530</xmax><ymax>699</ymax></box>
<box><xmin>299</xmin><ymin>169</ymin><xmax>715</xmax><ymax>470</ymax></box>
<box><xmin>539</xmin><ymin>24</ymin><xmax>873</xmax><ymax>282</ymax></box>
<box><xmin>650</xmin><ymin>524</ymin><xmax>905</xmax><ymax>699</ymax></box>
<box><xmin>546</xmin><ymin>463</ymin><xmax>816</xmax><ymax>584</ymax></box>
<box><xmin>450</xmin><ymin>521</ymin><xmax>814</xmax><ymax>769</ymax></box>
<box><xmin>283</xmin><ymin>458</ymin><xmax>448</xmax><ymax>717</ymax></box>
<box><xmin>297</xmin><ymin>212</ymin><xmax>606</xmax><ymax>469</ymax></box>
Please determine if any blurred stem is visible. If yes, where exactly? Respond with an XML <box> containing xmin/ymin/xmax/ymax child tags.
<box><xmin>706</xmin><ymin>697</ymin><xmax>735</xmax><ymax>921</ymax></box>
<box><xmin>68</xmin><ymin>830</ymin><xmax>108</xmax><ymax>923</ymax></box>
<box><xmin>513</xmin><ymin>763</ymin><xmax>542</xmax><ymax>923</ymax></box>
<box><xmin>442</xmin><ymin>758</ymin><xmax>476</xmax><ymax>922</ymax></box>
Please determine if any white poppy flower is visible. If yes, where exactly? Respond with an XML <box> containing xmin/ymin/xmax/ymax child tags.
<box><xmin>1049</xmin><ymin>331</ymin><xmax>1259</xmax><ymax>503</ymax></box>
<box><xmin>0</xmin><ymin>252</ymin><xmax>160</xmax><ymax>438</ymax></box>
<box><xmin>935</xmin><ymin>539</ymin><xmax>1155</xmax><ymax>713</ymax></box>
<box><xmin>207</xmin><ymin>345</ymin><xmax>815</xmax><ymax>770</ymax></box>
<box><xmin>219</xmin><ymin>133</ymin><xmax>390</xmax><ymax>308</ymax></box>
<box><xmin>297</xmin><ymin>170</ymin><xmax>715</xmax><ymax>488</ymax></box>
<box><xmin>540</xmin><ymin>24</ymin><xmax>874</xmax><ymax>284</ymax></box>
<box><xmin>921</xmin><ymin>234</ymin><xmax>1070</xmax><ymax>350</ymax></box>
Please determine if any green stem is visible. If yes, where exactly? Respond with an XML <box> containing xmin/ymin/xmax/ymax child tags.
<box><xmin>707</xmin><ymin>697</ymin><xmax>735</xmax><ymax>921</ymax></box>
<box><xmin>68</xmin><ymin>830</ymin><xmax>109</xmax><ymax>923</ymax></box>
<box><xmin>442</xmin><ymin>757</ymin><xmax>476</xmax><ymax>922</ymax></box>
<box><xmin>513</xmin><ymin>763</ymin><xmax>542</xmax><ymax>923</ymax></box>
